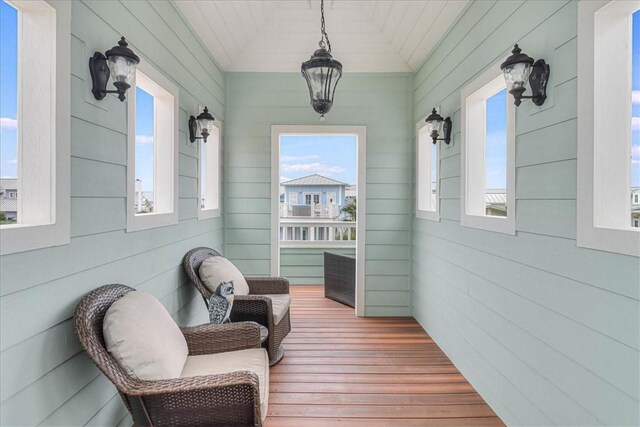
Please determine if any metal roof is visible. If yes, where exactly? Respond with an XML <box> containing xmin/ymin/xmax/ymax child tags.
<box><xmin>485</xmin><ymin>192</ymin><xmax>506</xmax><ymax>205</ymax></box>
<box><xmin>0</xmin><ymin>178</ymin><xmax>17</xmax><ymax>190</ymax></box>
<box><xmin>281</xmin><ymin>174</ymin><xmax>349</xmax><ymax>187</ymax></box>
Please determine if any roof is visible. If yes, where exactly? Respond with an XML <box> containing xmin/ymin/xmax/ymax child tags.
<box><xmin>281</xmin><ymin>174</ymin><xmax>349</xmax><ymax>187</ymax></box>
<box><xmin>485</xmin><ymin>192</ymin><xmax>506</xmax><ymax>205</ymax></box>
<box><xmin>0</xmin><ymin>178</ymin><xmax>17</xmax><ymax>190</ymax></box>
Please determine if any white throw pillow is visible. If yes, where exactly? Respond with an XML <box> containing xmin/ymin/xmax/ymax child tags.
<box><xmin>103</xmin><ymin>291</ymin><xmax>189</xmax><ymax>380</ymax></box>
<box><xmin>199</xmin><ymin>256</ymin><xmax>250</xmax><ymax>296</ymax></box>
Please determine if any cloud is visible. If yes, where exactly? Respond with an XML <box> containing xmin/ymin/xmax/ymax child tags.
<box><xmin>280</xmin><ymin>176</ymin><xmax>292</xmax><ymax>183</ymax></box>
<box><xmin>281</xmin><ymin>154</ymin><xmax>321</xmax><ymax>162</ymax></box>
<box><xmin>0</xmin><ymin>117</ymin><xmax>17</xmax><ymax>129</ymax></box>
<box><xmin>633</xmin><ymin>91</ymin><xmax>640</xmax><ymax>105</ymax></box>
<box><xmin>281</xmin><ymin>162</ymin><xmax>346</xmax><ymax>176</ymax></box>
<box><xmin>135</xmin><ymin>135</ymin><xmax>154</xmax><ymax>144</ymax></box>
<box><xmin>633</xmin><ymin>117</ymin><xmax>640</xmax><ymax>132</ymax></box>
<box><xmin>6</xmin><ymin>159</ymin><xmax>17</xmax><ymax>164</ymax></box>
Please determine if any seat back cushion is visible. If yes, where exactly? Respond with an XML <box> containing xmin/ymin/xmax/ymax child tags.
<box><xmin>199</xmin><ymin>256</ymin><xmax>250</xmax><ymax>296</ymax></box>
<box><xmin>103</xmin><ymin>291</ymin><xmax>188</xmax><ymax>380</ymax></box>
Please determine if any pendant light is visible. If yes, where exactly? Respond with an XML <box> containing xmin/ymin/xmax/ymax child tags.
<box><xmin>301</xmin><ymin>0</ymin><xmax>342</xmax><ymax>118</ymax></box>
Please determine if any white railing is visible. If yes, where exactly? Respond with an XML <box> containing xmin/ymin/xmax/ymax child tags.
<box><xmin>279</xmin><ymin>219</ymin><xmax>356</xmax><ymax>247</ymax></box>
<box><xmin>280</xmin><ymin>203</ymin><xmax>340</xmax><ymax>219</ymax></box>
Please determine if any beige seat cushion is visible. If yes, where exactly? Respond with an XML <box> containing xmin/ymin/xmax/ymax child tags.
<box><xmin>181</xmin><ymin>348</ymin><xmax>269</xmax><ymax>421</ymax></box>
<box><xmin>103</xmin><ymin>291</ymin><xmax>188</xmax><ymax>380</ymax></box>
<box><xmin>199</xmin><ymin>256</ymin><xmax>250</xmax><ymax>296</ymax></box>
<box><xmin>265</xmin><ymin>294</ymin><xmax>290</xmax><ymax>325</ymax></box>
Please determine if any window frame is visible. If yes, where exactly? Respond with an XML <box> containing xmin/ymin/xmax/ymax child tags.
<box><xmin>415</xmin><ymin>119</ymin><xmax>440</xmax><ymax>221</ymax></box>
<box><xmin>0</xmin><ymin>0</ymin><xmax>71</xmax><ymax>255</ymax></box>
<box><xmin>197</xmin><ymin>117</ymin><xmax>221</xmax><ymax>220</ymax></box>
<box><xmin>460</xmin><ymin>65</ymin><xmax>516</xmax><ymax>235</ymax></box>
<box><xmin>126</xmin><ymin>61</ymin><xmax>179</xmax><ymax>233</ymax></box>
<box><xmin>577</xmin><ymin>0</ymin><xmax>640</xmax><ymax>256</ymax></box>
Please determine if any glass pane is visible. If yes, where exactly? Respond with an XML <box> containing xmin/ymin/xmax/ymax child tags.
<box><xmin>200</xmin><ymin>139</ymin><xmax>207</xmax><ymax>209</ymax></box>
<box><xmin>0</xmin><ymin>1</ymin><xmax>18</xmax><ymax>224</ymax></box>
<box><xmin>135</xmin><ymin>87</ymin><xmax>155</xmax><ymax>214</ymax></box>
<box><xmin>631</xmin><ymin>9</ymin><xmax>639</xmax><ymax>227</ymax></box>
<box><xmin>485</xmin><ymin>88</ymin><xmax>508</xmax><ymax>217</ymax></box>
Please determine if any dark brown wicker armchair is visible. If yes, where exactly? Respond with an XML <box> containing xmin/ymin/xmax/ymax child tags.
<box><xmin>183</xmin><ymin>247</ymin><xmax>291</xmax><ymax>366</ymax></box>
<box><xmin>74</xmin><ymin>284</ymin><xmax>266</xmax><ymax>427</ymax></box>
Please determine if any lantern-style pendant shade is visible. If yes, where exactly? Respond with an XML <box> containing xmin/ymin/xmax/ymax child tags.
<box><xmin>500</xmin><ymin>44</ymin><xmax>550</xmax><ymax>107</ymax></box>
<box><xmin>301</xmin><ymin>48</ymin><xmax>343</xmax><ymax>117</ymax></box>
<box><xmin>90</xmin><ymin>37</ymin><xmax>140</xmax><ymax>102</ymax></box>
<box><xmin>189</xmin><ymin>106</ymin><xmax>215</xmax><ymax>143</ymax></box>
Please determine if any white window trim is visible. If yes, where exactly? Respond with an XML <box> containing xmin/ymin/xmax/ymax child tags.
<box><xmin>197</xmin><ymin>117</ymin><xmax>221</xmax><ymax>220</ymax></box>
<box><xmin>577</xmin><ymin>0</ymin><xmax>640</xmax><ymax>257</ymax></box>
<box><xmin>0</xmin><ymin>0</ymin><xmax>70</xmax><ymax>255</ymax></box>
<box><xmin>126</xmin><ymin>61</ymin><xmax>179</xmax><ymax>232</ymax></box>
<box><xmin>460</xmin><ymin>65</ymin><xmax>516</xmax><ymax>235</ymax></box>
<box><xmin>416</xmin><ymin>119</ymin><xmax>440</xmax><ymax>221</ymax></box>
<box><xmin>271</xmin><ymin>125</ymin><xmax>366</xmax><ymax>316</ymax></box>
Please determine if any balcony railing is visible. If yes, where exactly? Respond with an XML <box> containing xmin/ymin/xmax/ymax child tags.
<box><xmin>280</xmin><ymin>219</ymin><xmax>356</xmax><ymax>247</ymax></box>
<box><xmin>280</xmin><ymin>203</ymin><xmax>340</xmax><ymax>218</ymax></box>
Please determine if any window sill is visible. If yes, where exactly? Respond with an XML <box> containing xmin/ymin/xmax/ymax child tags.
<box><xmin>416</xmin><ymin>209</ymin><xmax>440</xmax><ymax>221</ymax></box>
<box><xmin>127</xmin><ymin>211</ymin><xmax>178</xmax><ymax>233</ymax></box>
<box><xmin>198</xmin><ymin>208</ymin><xmax>221</xmax><ymax>220</ymax></box>
<box><xmin>0</xmin><ymin>222</ymin><xmax>70</xmax><ymax>255</ymax></box>
<box><xmin>461</xmin><ymin>213</ymin><xmax>516</xmax><ymax>235</ymax></box>
<box><xmin>577</xmin><ymin>224</ymin><xmax>640</xmax><ymax>257</ymax></box>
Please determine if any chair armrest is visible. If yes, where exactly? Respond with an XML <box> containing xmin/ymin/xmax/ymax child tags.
<box><xmin>231</xmin><ymin>296</ymin><xmax>274</xmax><ymax>327</ymax></box>
<box><xmin>123</xmin><ymin>372</ymin><xmax>262</xmax><ymax>426</ymax></box>
<box><xmin>245</xmin><ymin>276</ymin><xmax>290</xmax><ymax>295</ymax></box>
<box><xmin>180</xmin><ymin>322</ymin><xmax>261</xmax><ymax>356</ymax></box>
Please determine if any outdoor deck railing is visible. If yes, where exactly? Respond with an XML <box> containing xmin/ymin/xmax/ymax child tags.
<box><xmin>279</xmin><ymin>219</ymin><xmax>356</xmax><ymax>247</ymax></box>
<box><xmin>280</xmin><ymin>203</ymin><xmax>340</xmax><ymax>218</ymax></box>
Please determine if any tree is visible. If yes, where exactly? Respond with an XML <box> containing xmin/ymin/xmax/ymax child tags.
<box><xmin>341</xmin><ymin>198</ymin><xmax>356</xmax><ymax>221</ymax></box>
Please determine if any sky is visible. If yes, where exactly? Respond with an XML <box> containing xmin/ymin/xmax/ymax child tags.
<box><xmin>135</xmin><ymin>87</ymin><xmax>155</xmax><ymax>192</ymax></box>
<box><xmin>485</xmin><ymin>88</ymin><xmax>508</xmax><ymax>190</ymax></box>
<box><xmin>280</xmin><ymin>135</ymin><xmax>356</xmax><ymax>185</ymax></box>
<box><xmin>0</xmin><ymin>0</ymin><xmax>18</xmax><ymax>179</ymax></box>
<box><xmin>632</xmin><ymin>10</ymin><xmax>640</xmax><ymax>188</ymax></box>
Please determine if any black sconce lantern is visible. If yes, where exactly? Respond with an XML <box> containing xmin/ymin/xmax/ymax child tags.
<box><xmin>425</xmin><ymin>108</ymin><xmax>452</xmax><ymax>145</ymax></box>
<box><xmin>89</xmin><ymin>37</ymin><xmax>140</xmax><ymax>102</ymax></box>
<box><xmin>500</xmin><ymin>44</ymin><xmax>550</xmax><ymax>107</ymax></box>
<box><xmin>189</xmin><ymin>107</ymin><xmax>215</xmax><ymax>143</ymax></box>
<box><xmin>301</xmin><ymin>0</ymin><xmax>343</xmax><ymax>118</ymax></box>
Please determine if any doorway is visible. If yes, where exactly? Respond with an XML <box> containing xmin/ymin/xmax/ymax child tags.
<box><xmin>271</xmin><ymin>125</ymin><xmax>366</xmax><ymax>316</ymax></box>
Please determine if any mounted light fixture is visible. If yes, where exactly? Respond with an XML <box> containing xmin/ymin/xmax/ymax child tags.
<box><xmin>89</xmin><ymin>37</ymin><xmax>140</xmax><ymax>102</ymax></box>
<box><xmin>301</xmin><ymin>0</ymin><xmax>342</xmax><ymax>119</ymax></box>
<box><xmin>189</xmin><ymin>107</ymin><xmax>215</xmax><ymax>143</ymax></box>
<box><xmin>425</xmin><ymin>108</ymin><xmax>452</xmax><ymax>145</ymax></box>
<box><xmin>500</xmin><ymin>44</ymin><xmax>550</xmax><ymax>107</ymax></box>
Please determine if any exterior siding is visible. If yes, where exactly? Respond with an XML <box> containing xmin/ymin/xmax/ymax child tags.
<box><xmin>280</xmin><ymin>247</ymin><xmax>356</xmax><ymax>285</ymax></box>
<box><xmin>411</xmin><ymin>1</ymin><xmax>639</xmax><ymax>426</ymax></box>
<box><xmin>283</xmin><ymin>184</ymin><xmax>346</xmax><ymax>206</ymax></box>
<box><xmin>0</xmin><ymin>1</ymin><xmax>225</xmax><ymax>425</ymax></box>
<box><xmin>225</xmin><ymin>72</ymin><xmax>413</xmax><ymax>316</ymax></box>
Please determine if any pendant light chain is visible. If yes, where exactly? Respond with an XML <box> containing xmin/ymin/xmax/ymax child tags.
<box><xmin>319</xmin><ymin>0</ymin><xmax>332</xmax><ymax>53</ymax></box>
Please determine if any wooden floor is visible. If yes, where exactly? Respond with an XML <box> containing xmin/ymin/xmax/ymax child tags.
<box><xmin>265</xmin><ymin>286</ymin><xmax>504</xmax><ymax>427</ymax></box>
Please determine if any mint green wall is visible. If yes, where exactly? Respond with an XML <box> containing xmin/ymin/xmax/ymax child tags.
<box><xmin>224</xmin><ymin>72</ymin><xmax>413</xmax><ymax>315</ymax></box>
<box><xmin>411</xmin><ymin>1</ymin><xmax>639</xmax><ymax>425</ymax></box>
<box><xmin>0</xmin><ymin>1</ymin><xmax>224</xmax><ymax>425</ymax></box>
<box><xmin>281</xmin><ymin>247</ymin><xmax>356</xmax><ymax>285</ymax></box>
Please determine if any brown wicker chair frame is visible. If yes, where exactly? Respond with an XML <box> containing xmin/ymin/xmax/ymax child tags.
<box><xmin>74</xmin><ymin>284</ymin><xmax>266</xmax><ymax>427</ymax></box>
<box><xmin>183</xmin><ymin>247</ymin><xmax>291</xmax><ymax>366</ymax></box>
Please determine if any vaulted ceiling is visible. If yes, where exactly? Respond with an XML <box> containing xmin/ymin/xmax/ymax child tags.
<box><xmin>177</xmin><ymin>1</ymin><xmax>468</xmax><ymax>73</ymax></box>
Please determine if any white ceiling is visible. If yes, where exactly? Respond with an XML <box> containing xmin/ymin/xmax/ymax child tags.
<box><xmin>177</xmin><ymin>1</ymin><xmax>468</xmax><ymax>73</ymax></box>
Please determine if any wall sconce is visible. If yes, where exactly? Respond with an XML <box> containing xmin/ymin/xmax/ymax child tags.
<box><xmin>89</xmin><ymin>37</ymin><xmax>140</xmax><ymax>102</ymax></box>
<box><xmin>425</xmin><ymin>108</ymin><xmax>452</xmax><ymax>145</ymax></box>
<box><xmin>500</xmin><ymin>44</ymin><xmax>550</xmax><ymax>107</ymax></box>
<box><xmin>189</xmin><ymin>107</ymin><xmax>215</xmax><ymax>143</ymax></box>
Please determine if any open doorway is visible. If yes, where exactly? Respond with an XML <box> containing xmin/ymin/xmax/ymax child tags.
<box><xmin>271</xmin><ymin>126</ymin><xmax>366</xmax><ymax>316</ymax></box>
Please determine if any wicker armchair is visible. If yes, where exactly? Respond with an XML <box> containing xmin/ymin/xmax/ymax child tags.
<box><xmin>183</xmin><ymin>247</ymin><xmax>291</xmax><ymax>366</ymax></box>
<box><xmin>74</xmin><ymin>284</ymin><xmax>266</xmax><ymax>427</ymax></box>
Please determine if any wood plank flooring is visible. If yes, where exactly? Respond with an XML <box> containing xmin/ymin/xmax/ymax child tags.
<box><xmin>265</xmin><ymin>286</ymin><xmax>504</xmax><ymax>427</ymax></box>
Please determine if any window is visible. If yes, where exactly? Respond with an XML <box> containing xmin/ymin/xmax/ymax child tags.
<box><xmin>460</xmin><ymin>68</ymin><xmax>515</xmax><ymax>234</ymax></box>
<box><xmin>0</xmin><ymin>0</ymin><xmax>70</xmax><ymax>255</ymax></box>
<box><xmin>416</xmin><ymin>120</ymin><xmax>439</xmax><ymax>220</ymax></box>
<box><xmin>127</xmin><ymin>63</ymin><xmax>178</xmax><ymax>232</ymax></box>
<box><xmin>577</xmin><ymin>0</ymin><xmax>640</xmax><ymax>256</ymax></box>
<box><xmin>305</xmin><ymin>193</ymin><xmax>320</xmax><ymax>205</ymax></box>
<box><xmin>198</xmin><ymin>119</ymin><xmax>221</xmax><ymax>219</ymax></box>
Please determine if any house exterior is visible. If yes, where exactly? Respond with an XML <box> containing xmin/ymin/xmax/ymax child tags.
<box><xmin>0</xmin><ymin>178</ymin><xmax>18</xmax><ymax>222</ymax></box>
<box><xmin>632</xmin><ymin>187</ymin><xmax>640</xmax><ymax>227</ymax></box>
